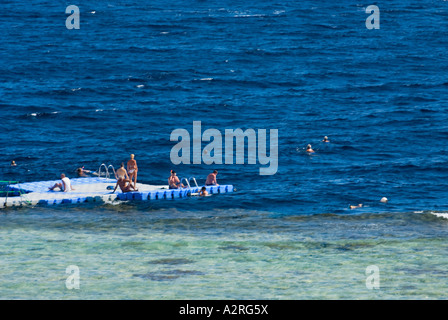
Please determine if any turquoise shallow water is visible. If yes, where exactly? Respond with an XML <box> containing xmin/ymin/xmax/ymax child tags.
<box><xmin>1</xmin><ymin>205</ymin><xmax>448</xmax><ymax>299</ymax></box>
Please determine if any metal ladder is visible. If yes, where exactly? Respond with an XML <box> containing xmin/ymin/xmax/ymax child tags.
<box><xmin>97</xmin><ymin>164</ymin><xmax>117</xmax><ymax>179</ymax></box>
<box><xmin>181</xmin><ymin>177</ymin><xmax>190</xmax><ymax>188</ymax></box>
<box><xmin>189</xmin><ymin>177</ymin><xmax>199</xmax><ymax>188</ymax></box>
<box><xmin>180</xmin><ymin>177</ymin><xmax>199</xmax><ymax>189</ymax></box>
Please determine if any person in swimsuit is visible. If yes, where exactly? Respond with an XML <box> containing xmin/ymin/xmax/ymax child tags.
<box><xmin>199</xmin><ymin>186</ymin><xmax>208</xmax><ymax>197</ymax></box>
<box><xmin>115</xmin><ymin>163</ymin><xmax>129</xmax><ymax>180</ymax></box>
<box><xmin>49</xmin><ymin>174</ymin><xmax>75</xmax><ymax>192</ymax></box>
<box><xmin>205</xmin><ymin>170</ymin><xmax>219</xmax><ymax>186</ymax></box>
<box><xmin>10</xmin><ymin>160</ymin><xmax>17</xmax><ymax>166</ymax></box>
<box><xmin>306</xmin><ymin>144</ymin><xmax>315</xmax><ymax>153</ymax></box>
<box><xmin>168</xmin><ymin>170</ymin><xmax>184</xmax><ymax>189</ymax></box>
<box><xmin>127</xmin><ymin>154</ymin><xmax>138</xmax><ymax>190</ymax></box>
<box><xmin>322</xmin><ymin>136</ymin><xmax>330</xmax><ymax>143</ymax></box>
<box><xmin>112</xmin><ymin>177</ymin><xmax>135</xmax><ymax>193</ymax></box>
<box><xmin>76</xmin><ymin>167</ymin><xmax>92</xmax><ymax>177</ymax></box>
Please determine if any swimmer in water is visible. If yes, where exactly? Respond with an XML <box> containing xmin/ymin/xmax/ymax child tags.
<box><xmin>306</xmin><ymin>144</ymin><xmax>315</xmax><ymax>153</ymax></box>
<box><xmin>76</xmin><ymin>167</ymin><xmax>92</xmax><ymax>177</ymax></box>
<box><xmin>350</xmin><ymin>204</ymin><xmax>363</xmax><ymax>210</ymax></box>
<box><xmin>199</xmin><ymin>186</ymin><xmax>208</xmax><ymax>197</ymax></box>
<box><xmin>322</xmin><ymin>136</ymin><xmax>330</xmax><ymax>143</ymax></box>
<box><xmin>10</xmin><ymin>160</ymin><xmax>17</xmax><ymax>166</ymax></box>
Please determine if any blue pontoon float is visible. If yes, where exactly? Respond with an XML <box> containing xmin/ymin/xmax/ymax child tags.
<box><xmin>0</xmin><ymin>165</ymin><xmax>233</xmax><ymax>208</ymax></box>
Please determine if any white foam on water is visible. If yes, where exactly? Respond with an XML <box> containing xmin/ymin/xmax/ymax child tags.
<box><xmin>234</xmin><ymin>14</ymin><xmax>266</xmax><ymax>18</ymax></box>
<box><xmin>29</xmin><ymin>111</ymin><xmax>59</xmax><ymax>117</ymax></box>
<box><xmin>430</xmin><ymin>212</ymin><xmax>448</xmax><ymax>219</ymax></box>
<box><xmin>104</xmin><ymin>198</ymin><xmax>123</xmax><ymax>206</ymax></box>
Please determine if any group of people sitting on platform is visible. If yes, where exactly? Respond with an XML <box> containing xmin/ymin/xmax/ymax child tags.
<box><xmin>50</xmin><ymin>153</ymin><xmax>218</xmax><ymax>197</ymax></box>
<box><xmin>112</xmin><ymin>154</ymin><xmax>139</xmax><ymax>194</ymax></box>
<box><xmin>168</xmin><ymin>170</ymin><xmax>218</xmax><ymax>188</ymax></box>
<box><xmin>114</xmin><ymin>166</ymin><xmax>217</xmax><ymax>196</ymax></box>
<box><xmin>50</xmin><ymin>154</ymin><xmax>139</xmax><ymax>193</ymax></box>
<box><xmin>168</xmin><ymin>169</ymin><xmax>218</xmax><ymax>197</ymax></box>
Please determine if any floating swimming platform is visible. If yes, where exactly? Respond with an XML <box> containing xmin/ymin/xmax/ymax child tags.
<box><xmin>0</xmin><ymin>177</ymin><xmax>234</xmax><ymax>208</ymax></box>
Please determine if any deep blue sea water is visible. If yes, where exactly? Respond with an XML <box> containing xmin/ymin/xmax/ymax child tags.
<box><xmin>1</xmin><ymin>0</ymin><xmax>448</xmax><ymax>299</ymax></box>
